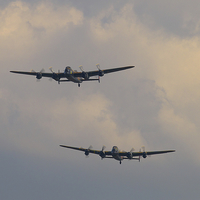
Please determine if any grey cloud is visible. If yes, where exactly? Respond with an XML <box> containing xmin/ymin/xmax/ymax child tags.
<box><xmin>133</xmin><ymin>1</ymin><xmax>200</xmax><ymax>37</ymax></box>
<box><xmin>12</xmin><ymin>0</ymin><xmax>200</xmax><ymax>38</ymax></box>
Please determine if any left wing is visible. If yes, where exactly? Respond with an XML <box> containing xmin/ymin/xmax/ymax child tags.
<box><xmin>73</xmin><ymin>66</ymin><xmax>135</xmax><ymax>77</ymax></box>
<box><xmin>118</xmin><ymin>150</ymin><xmax>175</xmax><ymax>157</ymax></box>
<box><xmin>133</xmin><ymin>150</ymin><xmax>175</xmax><ymax>156</ymax></box>
<box><xmin>60</xmin><ymin>145</ymin><xmax>112</xmax><ymax>155</ymax></box>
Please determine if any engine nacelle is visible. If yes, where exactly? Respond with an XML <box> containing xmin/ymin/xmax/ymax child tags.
<box><xmin>36</xmin><ymin>73</ymin><xmax>42</xmax><ymax>79</ymax></box>
<box><xmin>98</xmin><ymin>70</ymin><xmax>104</xmax><ymax>77</ymax></box>
<box><xmin>142</xmin><ymin>152</ymin><xmax>147</xmax><ymax>158</ymax></box>
<box><xmin>127</xmin><ymin>152</ymin><xmax>133</xmax><ymax>159</ymax></box>
<box><xmin>52</xmin><ymin>73</ymin><xmax>60</xmax><ymax>81</ymax></box>
<box><xmin>82</xmin><ymin>72</ymin><xmax>89</xmax><ymax>79</ymax></box>
<box><xmin>99</xmin><ymin>151</ymin><xmax>106</xmax><ymax>159</ymax></box>
<box><xmin>85</xmin><ymin>150</ymin><xmax>90</xmax><ymax>156</ymax></box>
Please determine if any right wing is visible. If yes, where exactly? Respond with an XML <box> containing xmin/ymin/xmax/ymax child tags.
<box><xmin>118</xmin><ymin>150</ymin><xmax>175</xmax><ymax>157</ymax></box>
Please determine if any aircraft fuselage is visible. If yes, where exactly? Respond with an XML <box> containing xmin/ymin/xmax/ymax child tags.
<box><xmin>111</xmin><ymin>146</ymin><xmax>124</xmax><ymax>162</ymax></box>
<box><xmin>64</xmin><ymin>66</ymin><xmax>83</xmax><ymax>83</ymax></box>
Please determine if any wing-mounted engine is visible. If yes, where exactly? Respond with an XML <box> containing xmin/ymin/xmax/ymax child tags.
<box><xmin>79</xmin><ymin>65</ymin><xmax>89</xmax><ymax>80</ymax></box>
<box><xmin>141</xmin><ymin>146</ymin><xmax>147</xmax><ymax>158</ymax></box>
<box><xmin>84</xmin><ymin>145</ymin><xmax>93</xmax><ymax>156</ymax></box>
<box><xmin>99</xmin><ymin>145</ymin><xmax>106</xmax><ymax>159</ymax></box>
<box><xmin>32</xmin><ymin>69</ymin><xmax>44</xmax><ymax>80</ymax></box>
<box><xmin>139</xmin><ymin>146</ymin><xmax>148</xmax><ymax>160</ymax></box>
<box><xmin>49</xmin><ymin>67</ymin><xmax>60</xmax><ymax>83</ymax></box>
<box><xmin>96</xmin><ymin>64</ymin><xmax>104</xmax><ymax>77</ymax></box>
<box><xmin>127</xmin><ymin>148</ymin><xmax>135</xmax><ymax>159</ymax></box>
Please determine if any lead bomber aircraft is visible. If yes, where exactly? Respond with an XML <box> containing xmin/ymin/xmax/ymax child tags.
<box><xmin>10</xmin><ymin>64</ymin><xmax>134</xmax><ymax>87</ymax></box>
<box><xmin>60</xmin><ymin>145</ymin><xmax>175</xmax><ymax>164</ymax></box>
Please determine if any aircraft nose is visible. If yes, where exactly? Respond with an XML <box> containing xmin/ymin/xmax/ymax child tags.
<box><xmin>64</xmin><ymin>67</ymin><xmax>69</xmax><ymax>74</ymax></box>
<box><xmin>112</xmin><ymin>148</ymin><xmax>116</xmax><ymax>153</ymax></box>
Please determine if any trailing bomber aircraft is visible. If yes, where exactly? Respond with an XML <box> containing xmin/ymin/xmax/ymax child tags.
<box><xmin>10</xmin><ymin>64</ymin><xmax>134</xmax><ymax>87</ymax></box>
<box><xmin>60</xmin><ymin>145</ymin><xmax>175</xmax><ymax>164</ymax></box>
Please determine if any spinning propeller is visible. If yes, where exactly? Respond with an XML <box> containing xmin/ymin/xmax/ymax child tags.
<box><xmin>49</xmin><ymin>67</ymin><xmax>60</xmax><ymax>83</ymax></box>
<box><xmin>96</xmin><ymin>63</ymin><xmax>104</xmax><ymax>83</ymax></box>
<box><xmin>79</xmin><ymin>65</ymin><xmax>89</xmax><ymax>79</ymax></box>
<box><xmin>127</xmin><ymin>148</ymin><xmax>135</xmax><ymax>159</ymax></box>
<box><xmin>84</xmin><ymin>145</ymin><xmax>93</xmax><ymax>157</ymax></box>
<box><xmin>139</xmin><ymin>146</ymin><xmax>149</xmax><ymax>161</ymax></box>
<box><xmin>32</xmin><ymin>69</ymin><xmax>45</xmax><ymax>81</ymax></box>
<box><xmin>99</xmin><ymin>145</ymin><xmax>106</xmax><ymax>159</ymax></box>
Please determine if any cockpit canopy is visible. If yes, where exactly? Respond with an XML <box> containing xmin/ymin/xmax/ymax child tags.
<box><xmin>112</xmin><ymin>146</ymin><xmax>119</xmax><ymax>153</ymax></box>
<box><xmin>64</xmin><ymin>66</ymin><xmax>73</xmax><ymax>75</ymax></box>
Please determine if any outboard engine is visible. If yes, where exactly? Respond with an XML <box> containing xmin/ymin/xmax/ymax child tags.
<box><xmin>140</xmin><ymin>146</ymin><xmax>147</xmax><ymax>158</ymax></box>
<box><xmin>36</xmin><ymin>73</ymin><xmax>42</xmax><ymax>79</ymax></box>
<box><xmin>96</xmin><ymin>64</ymin><xmax>104</xmax><ymax>77</ymax></box>
<box><xmin>85</xmin><ymin>149</ymin><xmax>90</xmax><ymax>156</ymax></box>
<box><xmin>35</xmin><ymin>69</ymin><xmax>44</xmax><ymax>80</ymax></box>
<box><xmin>84</xmin><ymin>145</ymin><xmax>93</xmax><ymax>156</ymax></box>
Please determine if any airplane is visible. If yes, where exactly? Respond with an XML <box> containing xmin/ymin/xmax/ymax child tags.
<box><xmin>10</xmin><ymin>64</ymin><xmax>134</xmax><ymax>87</ymax></box>
<box><xmin>60</xmin><ymin>145</ymin><xmax>175</xmax><ymax>164</ymax></box>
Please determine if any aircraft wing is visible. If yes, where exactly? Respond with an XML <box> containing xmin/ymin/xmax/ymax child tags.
<box><xmin>10</xmin><ymin>71</ymin><xmax>66</xmax><ymax>78</ymax></box>
<box><xmin>60</xmin><ymin>145</ymin><xmax>112</xmax><ymax>155</ymax></box>
<box><xmin>73</xmin><ymin>66</ymin><xmax>134</xmax><ymax>77</ymax></box>
<box><xmin>10</xmin><ymin>66</ymin><xmax>134</xmax><ymax>79</ymax></box>
<box><xmin>134</xmin><ymin>150</ymin><xmax>175</xmax><ymax>156</ymax></box>
<box><xmin>118</xmin><ymin>150</ymin><xmax>175</xmax><ymax>157</ymax></box>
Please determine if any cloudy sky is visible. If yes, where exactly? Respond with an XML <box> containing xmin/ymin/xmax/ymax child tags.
<box><xmin>1</xmin><ymin>0</ymin><xmax>200</xmax><ymax>199</ymax></box>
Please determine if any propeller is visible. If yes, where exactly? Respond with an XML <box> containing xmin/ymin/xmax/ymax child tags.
<box><xmin>49</xmin><ymin>67</ymin><xmax>60</xmax><ymax>83</ymax></box>
<box><xmin>96</xmin><ymin>63</ymin><xmax>104</xmax><ymax>82</ymax></box>
<box><xmin>33</xmin><ymin>69</ymin><xmax>45</xmax><ymax>80</ymax></box>
<box><xmin>89</xmin><ymin>145</ymin><xmax>93</xmax><ymax>149</ymax></box>
<box><xmin>127</xmin><ymin>148</ymin><xmax>135</xmax><ymax>159</ymax></box>
<box><xmin>99</xmin><ymin>145</ymin><xmax>106</xmax><ymax>159</ymax></box>
<box><xmin>79</xmin><ymin>65</ymin><xmax>84</xmax><ymax>71</ymax></box>
<box><xmin>85</xmin><ymin>145</ymin><xmax>93</xmax><ymax>157</ymax></box>
<box><xmin>102</xmin><ymin>145</ymin><xmax>106</xmax><ymax>151</ymax></box>
<box><xmin>79</xmin><ymin>65</ymin><xmax>89</xmax><ymax>80</ymax></box>
<box><xmin>49</xmin><ymin>66</ymin><xmax>54</xmax><ymax>73</ymax></box>
<box><xmin>139</xmin><ymin>146</ymin><xmax>148</xmax><ymax>160</ymax></box>
<box><xmin>96</xmin><ymin>63</ymin><xmax>101</xmax><ymax>71</ymax></box>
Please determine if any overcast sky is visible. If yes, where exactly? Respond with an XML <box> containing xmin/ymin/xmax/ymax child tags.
<box><xmin>1</xmin><ymin>1</ymin><xmax>200</xmax><ymax>199</ymax></box>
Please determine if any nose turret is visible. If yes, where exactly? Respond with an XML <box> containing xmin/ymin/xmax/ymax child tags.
<box><xmin>64</xmin><ymin>66</ymin><xmax>72</xmax><ymax>75</ymax></box>
<box><xmin>111</xmin><ymin>146</ymin><xmax>118</xmax><ymax>153</ymax></box>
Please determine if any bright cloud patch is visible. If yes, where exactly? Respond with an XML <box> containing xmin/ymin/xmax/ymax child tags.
<box><xmin>0</xmin><ymin>1</ymin><xmax>83</xmax><ymax>59</ymax></box>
